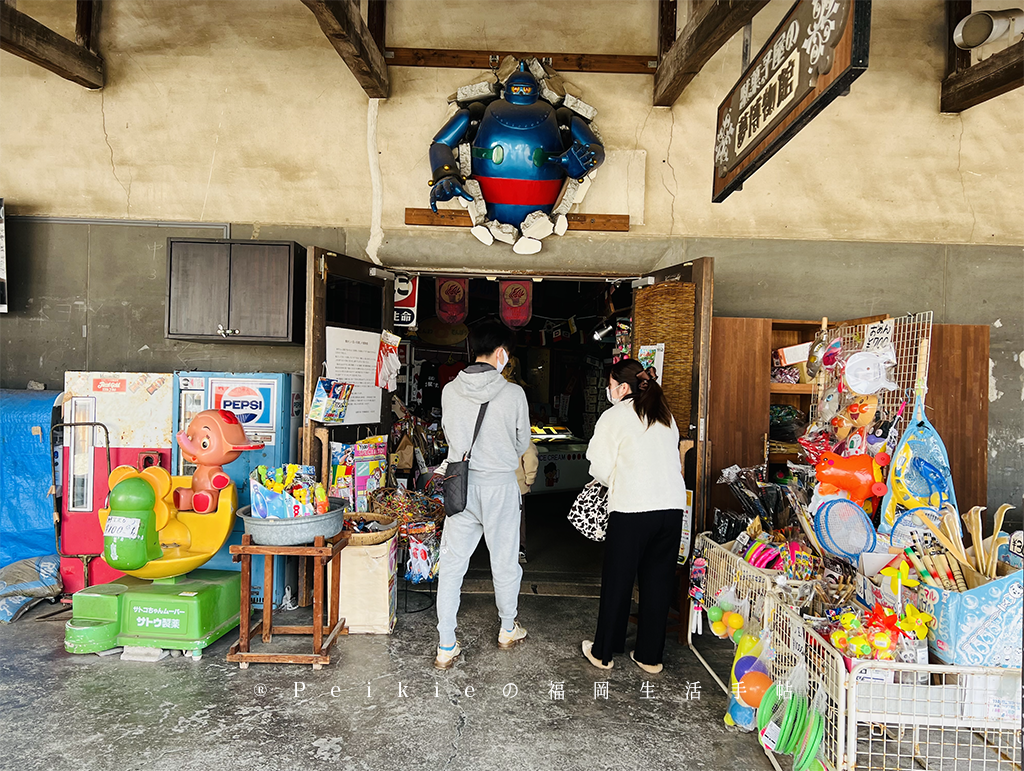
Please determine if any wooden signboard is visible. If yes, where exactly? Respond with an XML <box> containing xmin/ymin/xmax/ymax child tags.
<box><xmin>712</xmin><ymin>0</ymin><xmax>871</xmax><ymax>202</ymax></box>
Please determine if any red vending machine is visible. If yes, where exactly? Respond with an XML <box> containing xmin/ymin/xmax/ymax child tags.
<box><xmin>59</xmin><ymin>372</ymin><xmax>173</xmax><ymax>595</ymax></box>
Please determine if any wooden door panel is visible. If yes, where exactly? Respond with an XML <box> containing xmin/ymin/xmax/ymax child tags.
<box><xmin>167</xmin><ymin>241</ymin><xmax>230</xmax><ymax>337</ymax></box>
<box><xmin>927</xmin><ymin>324</ymin><xmax>989</xmax><ymax>510</ymax></box>
<box><xmin>228</xmin><ymin>243</ymin><xmax>292</xmax><ymax>339</ymax></box>
<box><xmin>709</xmin><ymin>317</ymin><xmax>772</xmax><ymax>511</ymax></box>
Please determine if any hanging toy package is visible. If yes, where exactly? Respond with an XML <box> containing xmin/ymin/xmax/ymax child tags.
<box><xmin>707</xmin><ymin>584</ymin><xmax>750</xmax><ymax>642</ymax></box>
<box><xmin>725</xmin><ymin>630</ymin><xmax>771</xmax><ymax>732</ymax></box>
<box><xmin>404</xmin><ymin>527</ymin><xmax>439</xmax><ymax>584</ymax></box>
<box><xmin>757</xmin><ymin>662</ymin><xmax>809</xmax><ymax>756</ymax></box>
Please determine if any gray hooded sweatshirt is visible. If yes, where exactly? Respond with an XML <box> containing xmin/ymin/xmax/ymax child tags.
<box><xmin>441</xmin><ymin>363</ymin><xmax>532</xmax><ymax>487</ymax></box>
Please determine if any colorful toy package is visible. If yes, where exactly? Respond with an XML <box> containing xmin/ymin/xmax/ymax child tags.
<box><xmin>355</xmin><ymin>435</ymin><xmax>388</xmax><ymax>513</ymax></box>
<box><xmin>328</xmin><ymin>442</ymin><xmax>355</xmax><ymax>510</ymax></box>
<box><xmin>308</xmin><ymin>377</ymin><xmax>355</xmax><ymax>423</ymax></box>
<box><xmin>249</xmin><ymin>464</ymin><xmax>328</xmax><ymax>519</ymax></box>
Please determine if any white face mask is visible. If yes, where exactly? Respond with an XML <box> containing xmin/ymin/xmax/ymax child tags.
<box><xmin>606</xmin><ymin>385</ymin><xmax>621</xmax><ymax>405</ymax></box>
<box><xmin>496</xmin><ymin>349</ymin><xmax>509</xmax><ymax>373</ymax></box>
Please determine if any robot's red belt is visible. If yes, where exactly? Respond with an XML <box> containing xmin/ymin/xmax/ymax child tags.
<box><xmin>475</xmin><ymin>176</ymin><xmax>563</xmax><ymax>207</ymax></box>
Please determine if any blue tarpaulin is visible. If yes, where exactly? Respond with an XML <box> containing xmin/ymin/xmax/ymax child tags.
<box><xmin>0</xmin><ymin>390</ymin><xmax>57</xmax><ymax>568</ymax></box>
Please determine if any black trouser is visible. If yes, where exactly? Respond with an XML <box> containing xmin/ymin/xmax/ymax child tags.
<box><xmin>593</xmin><ymin>509</ymin><xmax>683</xmax><ymax>666</ymax></box>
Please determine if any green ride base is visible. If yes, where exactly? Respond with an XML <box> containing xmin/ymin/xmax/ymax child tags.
<box><xmin>65</xmin><ymin>569</ymin><xmax>244</xmax><ymax>659</ymax></box>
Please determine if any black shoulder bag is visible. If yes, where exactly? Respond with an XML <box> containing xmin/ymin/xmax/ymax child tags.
<box><xmin>442</xmin><ymin>402</ymin><xmax>489</xmax><ymax>517</ymax></box>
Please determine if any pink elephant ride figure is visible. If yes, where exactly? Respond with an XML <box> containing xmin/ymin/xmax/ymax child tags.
<box><xmin>173</xmin><ymin>409</ymin><xmax>265</xmax><ymax>514</ymax></box>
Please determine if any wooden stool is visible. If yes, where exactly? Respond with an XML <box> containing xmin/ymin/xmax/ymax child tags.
<box><xmin>226</xmin><ymin>532</ymin><xmax>349</xmax><ymax>669</ymax></box>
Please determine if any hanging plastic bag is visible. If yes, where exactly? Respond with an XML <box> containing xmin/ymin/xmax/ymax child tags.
<box><xmin>757</xmin><ymin>662</ymin><xmax>808</xmax><ymax>755</ymax></box>
<box><xmin>405</xmin><ymin>529</ymin><xmax>439</xmax><ymax>584</ymax></box>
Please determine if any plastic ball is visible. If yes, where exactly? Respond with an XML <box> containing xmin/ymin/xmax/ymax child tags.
<box><xmin>731</xmin><ymin>629</ymin><xmax>745</xmax><ymax>643</ymax></box>
<box><xmin>726</xmin><ymin>613</ymin><xmax>745</xmax><ymax>630</ymax></box>
<box><xmin>727</xmin><ymin>698</ymin><xmax>756</xmax><ymax>730</ymax></box>
<box><xmin>711</xmin><ymin>620</ymin><xmax>727</xmax><ymax>637</ymax></box>
<box><xmin>706</xmin><ymin>606</ymin><xmax>724</xmax><ymax>623</ymax></box>
<box><xmin>735</xmin><ymin>634</ymin><xmax>758</xmax><ymax>658</ymax></box>
<box><xmin>733</xmin><ymin>655</ymin><xmax>760</xmax><ymax>682</ymax></box>
<box><xmin>718</xmin><ymin>599</ymin><xmax>734</xmax><ymax>612</ymax></box>
<box><xmin>737</xmin><ymin>671</ymin><xmax>773</xmax><ymax>709</ymax></box>
<box><xmin>848</xmin><ymin>635</ymin><xmax>872</xmax><ymax>658</ymax></box>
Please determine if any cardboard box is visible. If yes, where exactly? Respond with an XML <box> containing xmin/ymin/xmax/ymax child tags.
<box><xmin>917</xmin><ymin>561</ymin><xmax>1022</xmax><ymax>668</ymax></box>
<box><xmin>776</xmin><ymin>341</ymin><xmax>812</xmax><ymax>366</ymax></box>
<box><xmin>855</xmin><ymin>553</ymin><xmax>919</xmax><ymax>610</ymax></box>
<box><xmin>333</xmin><ymin>535</ymin><xmax>398</xmax><ymax>634</ymax></box>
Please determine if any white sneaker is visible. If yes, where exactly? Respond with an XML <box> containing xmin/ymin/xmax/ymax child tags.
<box><xmin>518</xmin><ymin>549</ymin><xmax>528</xmax><ymax>564</ymax></box>
<box><xmin>434</xmin><ymin>642</ymin><xmax>461</xmax><ymax>670</ymax></box>
<box><xmin>582</xmin><ymin>639</ymin><xmax>613</xmax><ymax>670</ymax></box>
<box><xmin>498</xmin><ymin>621</ymin><xmax>528</xmax><ymax>649</ymax></box>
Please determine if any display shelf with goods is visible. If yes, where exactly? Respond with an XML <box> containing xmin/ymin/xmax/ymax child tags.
<box><xmin>691</xmin><ymin>302</ymin><xmax>1017</xmax><ymax>770</ymax></box>
<box><xmin>763</xmin><ymin>593</ymin><xmax>1022</xmax><ymax>771</ymax></box>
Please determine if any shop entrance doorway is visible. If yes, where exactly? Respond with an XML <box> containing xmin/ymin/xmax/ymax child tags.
<box><xmin>300</xmin><ymin>248</ymin><xmax>712</xmax><ymax>596</ymax></box>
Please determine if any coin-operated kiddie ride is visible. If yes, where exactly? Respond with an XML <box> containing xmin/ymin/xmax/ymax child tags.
<box><xmin>65</xmin><ymin>410</ymin><xmax>264</xmax><ymax>661</ymax></box>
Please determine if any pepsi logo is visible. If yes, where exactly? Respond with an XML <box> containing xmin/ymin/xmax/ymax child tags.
<box><xmin>216</xmin><ymin>385</ymin><xmax>265</xmax><ymax>423</ymax></box>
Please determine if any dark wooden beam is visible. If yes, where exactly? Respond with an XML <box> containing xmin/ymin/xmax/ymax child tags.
<box><xmin>366</xmin><ymin>0</ymin><xmax>385</xmax><ymax>56</ymax></box>
<box><xmin>659</xmin><ymin>0</ymin><xmax>678</xmax><ymax>62</ymax></box>
<box><xmin>75</xmin><ymin>0</ymin><xmax>101</xmax><ymax>54</ymax></box>
<box><xmin>300</xmin><ymin>0</ymin><xmax>389</xmax><ymax>98</ymax></box>
<box><xmin>1</xmin><ymin>2</ymin><xmax>104</xmax><ymax>88</ymax></box>
<box><xmin>385</xmin><ymin>47</ymin><xmax>657</xmax><ymax>75</ymax></box>
<box><xmin>405</xmin><ymin>208</ymin><xmax>630</xmax><ymax>232</ymax></box>
<box><xmin>941</xmin><ymin>39</ymin><xmax>1024</xmax><ymax>113</ymax></box>
<box><xmin>653</xmin><ymin>0</ymin><xmax>769</xmax><ymax>107</ymax></box>
<box><xmin>945</xmin><ymin>0</ymin><xmax>972</xmax><ymax>77</ymax></box>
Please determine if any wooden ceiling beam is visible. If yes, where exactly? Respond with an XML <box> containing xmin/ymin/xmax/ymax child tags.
<box><xmin>941</xmin><ymin>39</ymin><xmax>1024</xmax><ymax>113</ymax></box>
<box><xmin>366</xmin><ymin>0</ymin><xmax>385</xmax><ymax>56</ymax></box>
<box><xmin>75</xmin><ymin>0</ymin><xmax>101</xmax><ymax>54</ymax></box>
<box><xmin>653</xmin><ymin>0</ymin><xmax>769</xmax><ymax>107</ymax></box>
<box><xmin>301</xmin><ymin>0</ymin><xmax>389</xmax><ymax>98</ymax></box>
<box><xmin>1</xmin><ymin>1</ymin><xmax>104</xmax><ymax>88</ymax></box>
<box><xmin>384</xmin><ymin>48</ymin><xmax>656</xmax><ymax>75</ymax></box>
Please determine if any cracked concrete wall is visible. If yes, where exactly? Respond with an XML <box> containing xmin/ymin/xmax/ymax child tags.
<box><xmin>1</xmin><ymin>0</ymin><xmax>1022</xmax><ymax>255</ymax></box>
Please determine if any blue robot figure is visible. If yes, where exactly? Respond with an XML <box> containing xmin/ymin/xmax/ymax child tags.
<box><xmin>428</xmin><ymin>62</ymin><xmax>604</xmax><ymax>243</ymax></box>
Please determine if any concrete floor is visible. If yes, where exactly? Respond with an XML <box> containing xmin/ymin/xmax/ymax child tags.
<box><xmin>0</xmin><ymin>593</ymin><xmax>774</xmax><ymax>771</ymax></box>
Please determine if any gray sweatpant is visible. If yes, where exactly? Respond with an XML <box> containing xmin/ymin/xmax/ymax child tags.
<box><xmin>436</xmin><ymin>481</ymin><xmax>522</xmax><ymax>648</ymax></box>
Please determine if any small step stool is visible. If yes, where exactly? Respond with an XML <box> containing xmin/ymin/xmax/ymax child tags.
<box><xmin>226</xmin><ymin>532</ymin><xmax>349</xmax><ymax>669</ymax></box>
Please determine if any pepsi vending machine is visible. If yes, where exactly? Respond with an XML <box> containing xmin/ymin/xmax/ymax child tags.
<box><xmin>172</xmin><ymin>372</ymin><xmax>303</xmax><ymax>607</ymax></box>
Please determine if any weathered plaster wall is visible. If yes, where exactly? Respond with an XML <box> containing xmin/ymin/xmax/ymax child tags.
<box><xmin>2</xmin><ymin>0</ymin><xmax>1022</xmax><ymax>253</ymax></box>
<box><xmin>0</xmin><ymin>1</ymin><xmax>1020</xmax><ymax>511</ymax></box>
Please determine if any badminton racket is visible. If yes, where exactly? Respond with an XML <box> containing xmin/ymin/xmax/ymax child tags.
<box><xmin>814</xmin><ymin>499</ymin><xmax>877</xmax><ymax>561</ymax></box>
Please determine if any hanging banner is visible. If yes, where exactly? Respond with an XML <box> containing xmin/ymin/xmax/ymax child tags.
<box><xmin>436</xmin><ymin>278</ymin><xmax>468</xmax><ymax>325</ymax></box>
<box><xmin>394</xmin><ymin>275</ymin><xmax>418</xmax><ymax>327</ymax></box>
<box><xmin>712</xmin><ymin>0</ymin><xmax>870</xmax><ymax>202</ymax></box>
<box><xmin>498</xmin><ymin>279</ymin><xmax>533</xmax><ymax>329</ymax></box>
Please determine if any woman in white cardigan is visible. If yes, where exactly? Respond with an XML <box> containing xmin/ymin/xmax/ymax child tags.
<box><xmin>581</xmin><ymin>358</ymin><xmax>688</xmax><ymax>673</ymax></box>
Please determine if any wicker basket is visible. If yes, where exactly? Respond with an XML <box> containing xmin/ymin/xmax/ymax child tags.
<box><xmin>369</xmin><ymin>487</ymin><xmax>444</xmax><ymax>544</ymax></box>
<box><xmin>632</xmin><ymin>280</ymin><xmax>696</xmax><ymax>433</ymax></box>
<box><xmin>342</xmin><ymin>509</ymin><xmax>400</xmax><ymax>547</ymax></box>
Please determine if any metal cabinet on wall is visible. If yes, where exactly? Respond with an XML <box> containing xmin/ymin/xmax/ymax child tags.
<box><xmin>165</xmin><ymin>239</ymin><xmax>306</xmax><ymax>344</ymax></box>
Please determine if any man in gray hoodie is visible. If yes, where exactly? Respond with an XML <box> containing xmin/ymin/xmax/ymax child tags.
<box><xmin>434</xmin><ymin>320</ymin><xmax>532</xmax><ymax>669</ymax></box>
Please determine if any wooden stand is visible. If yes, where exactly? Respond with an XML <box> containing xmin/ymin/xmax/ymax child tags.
<box><xmin>227</xmin><ymin>533</ymin><xmax>349</xmax><ymax>669</ymax></box>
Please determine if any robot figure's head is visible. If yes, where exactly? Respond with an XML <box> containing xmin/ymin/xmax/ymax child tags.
<box><xmin>504</xmin><ymin>61</ymin><xmax>539</xmax><ymax>106</ymax></box>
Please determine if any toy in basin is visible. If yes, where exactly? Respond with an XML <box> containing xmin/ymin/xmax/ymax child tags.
<box><xmin>815</xmin><ymin>452</ymin><xmax>888</xmax><ymax>506</ymax></box>
<box><xmin>174</xmin><ymin>409</ymin><xmax>264</xmax><ymax>514</ymax></box>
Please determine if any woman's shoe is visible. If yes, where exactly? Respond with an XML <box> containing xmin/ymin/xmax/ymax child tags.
<box><xmin>630</xmin><ymin>650</ymin><xmax>663</xmax><ymax>674</ymax></box>
<box><xmin>582</xmin><ymin>640</ymin><xmax>613</xmax><ymax>669</ymax></box>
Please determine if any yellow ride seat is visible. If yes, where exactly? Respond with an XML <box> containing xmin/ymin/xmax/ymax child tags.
<box><xmin>98</xmin><ymin>465</ymin><xmax>237</xmax><ymax>580</ymax></box>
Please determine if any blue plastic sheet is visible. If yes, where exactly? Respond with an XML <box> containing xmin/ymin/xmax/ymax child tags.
<box><xmin>0</xmin><ymin>390</ymin><xmax>57</xmax><ymax>568</ymax></box>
